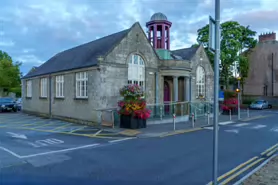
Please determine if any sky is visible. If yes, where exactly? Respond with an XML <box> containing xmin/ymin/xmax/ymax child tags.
<box><xmin>0</xmin><ymin>0</ymin><xmax>277</xmax><ymax>75</ymax></box>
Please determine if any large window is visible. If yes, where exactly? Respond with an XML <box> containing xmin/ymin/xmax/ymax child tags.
<box><xmin>196</xmin><ymin>66</ymin><xmax>205</xmax><ymax>97</ymax></box>
<box><xmin>40</xmin><ymin>78</ymin><xmax>48</xmax><ymax>97</ymax></box>
<box><xmin>76</xmin><ymin>71</ymin><xmax>88</xmax><ymax>98</ymax></box>
<box><xmin>56</xmin><ymin>75</ymin><xmax>64</xmax><ymax>98</ymax></box>
<box><xmin>128</xmin><ymin>54</ymin><xmax>145</xmax><ymax>87</ymax></box>
<box><xmin>26</xmin><ymin>80</ymin><xmax>32</xmax><ymax>97</ymax></box>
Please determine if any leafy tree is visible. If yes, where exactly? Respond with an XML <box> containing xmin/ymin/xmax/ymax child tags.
<box><xmin>196</xmin><ymin>21</ymin><xmax>257</xmax><ymax>89</ymax></box>
<box><xmin>0</xmin><ymin>50</ymin><xmax>22</xmax><ymax>97</ymax></box>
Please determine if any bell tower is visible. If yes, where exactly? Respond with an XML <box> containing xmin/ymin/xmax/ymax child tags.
<box><xmin>146</xmin><ymin>12</ymin><xmax>172</xmax><ymax>50</ymax></box>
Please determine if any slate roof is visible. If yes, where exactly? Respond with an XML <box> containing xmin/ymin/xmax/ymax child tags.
<box><xmin>22</xmin><ymin>28</ymin><xmax>130</xmax><ymax>79</ymax></box>
<box><xmin>170</xmin><ymin>46</ymin><xmax>199</xmax><ymax>61</ymax></box>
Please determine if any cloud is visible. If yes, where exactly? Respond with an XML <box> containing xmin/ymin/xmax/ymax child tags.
<box><xmin>0</xmin><ymin>0</ymin><xmax>277</xmax><ymax>75</ymax></box>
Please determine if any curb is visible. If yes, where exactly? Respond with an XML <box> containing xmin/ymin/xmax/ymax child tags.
<box><xmin>233</xmin><ymin>154</ymin><xmax>277</xmax><ymax>185</ymax></box>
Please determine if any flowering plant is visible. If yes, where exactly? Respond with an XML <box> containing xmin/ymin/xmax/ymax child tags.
<box><xmin>118</xmin><ymin>84</ymin><xmax>151</xmax><ymax>120</ymax></box>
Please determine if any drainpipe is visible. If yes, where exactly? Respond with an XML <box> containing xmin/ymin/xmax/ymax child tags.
<box><xmin>49</xmin><ymin>75</ymin><xmax>52</xmax><ymax>118</ymax></box>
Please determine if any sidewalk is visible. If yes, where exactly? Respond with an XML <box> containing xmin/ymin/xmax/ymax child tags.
<box><xmin>102</xmin><ymin>114</ymin><xmax>240</xmax><ymax>138</ymax></box>
<box><xmin>242</xmin><ymin>155</ymin><xmax>278</xmax><ymax>185</ymax></box>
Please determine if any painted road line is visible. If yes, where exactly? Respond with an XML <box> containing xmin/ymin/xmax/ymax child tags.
<box><xmin>266</xmin><ymin>147</ymin><xmax>278</xmax><ymax>157</ymax></box>
<box><xmin>219</xmin><ymin>121</ymin><xmax>235</xmax><ymax>125</ymax></box>
<box><xmin>69</xmin><ymin>126</ymin><xmax>88</xmax><ymax>133</ymax></box>
<box><xmin>109</xmin><ymin>138</ymin><xmax>134</xmax><ymax>143</ymax></box>
<box><xmin>220</xmin><ymin>158</ymin><xmax>265</xmax><ymax>185</ymax></box>
<box><xmin>207</xmin><ymin>156</ymin><xmax>259</xmax><ymax>185</ymax></box>
<box><xmin>160</xmin><ymin>128</ymin><xmax>203</xmax><ymax>137</ymax></box>
<box><xmin>31</xmin><ymin>122</ymin><xmax>57</xmax><ymax>129</ymax></box>
<box><xmin>241</xmin><ymin>115</ymin><xmax>272</xmax><ymax>121</ymax></box>
<box><xmin>233</xmin><ymin>154</ymin><xmax>278</xmax><ymax>185</ymax></box>
<box><xmin>0</xmin><ymin>144</ymin><xmax>100</xmax><ymax>159</ymax></box>
<box><xmin>261</xmin><ymin>143</ymin><xmax>278</xmax><ymax>156</ymax></box>
<box><xmin>250</xmin><ymin>124</ymin><xmax>267</xmax><ymax>129</ymax></box>
<box><xmin>233</xmin><ymin>123</ymin><xmax>250</xmax><ymax>127</ymax></box>
<box><xmin>93</xmin><ymin>130</ymin><xmax>102</xmax><ymax>136</ymax></box>
<box><xmin>50</xmin><ymin>123</ymin><xmax>73</xmax><ymax>131</ymax></box>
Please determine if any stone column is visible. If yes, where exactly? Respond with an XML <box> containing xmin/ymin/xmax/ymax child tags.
<box><xmin>154</xmin><ymin>25</ymin><xmax>157</xmax><ymax>48</ymax></box>
<box><xmin>155</xmin><ymin>72</ymin><xmax>160</xmax><ymax>116</ymax></box>
<box><xmin>161</xmin><ymin>25</ymin><xmax>165</xmax><ymax>49</ymax></box>
<box><xmin>184</xmin><ymin>76</ymin><xmax>190</xmax><ymax>101</ymax></box>
<box><xmin>173</xmin><ymin>76</ymin><xmax>178</xmax><ymax>102</ymax></box>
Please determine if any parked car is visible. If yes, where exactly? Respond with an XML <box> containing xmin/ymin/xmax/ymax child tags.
<box><xmin>16</xmin><ymin>98</ymin><xmax>22</xmax><ymax>111</ymax></box>
<box><xmin>0</xmin><ymin>97</ymin><xmax>18</xmax><ymax>112</ymax></box>
<box><xmin>249</xmin><ymin>100</ymin><xmax>272</xmax><ymax>110</ymax></box>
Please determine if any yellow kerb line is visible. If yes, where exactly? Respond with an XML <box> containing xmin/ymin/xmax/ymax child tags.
<box><xmin>50</xmin><ymin>123</ymin><xmax>72</xmax><ymax>131</ymax></box>
<box><xmin>31</xmin><ymin>122</ymin><xmax>56</xmax><ymax>129</ymax></box>
<box><xmin>266</xmin><ymin>147</ymin><xmax>278</xmax><ymax>157</ymax></box>
<box><xmin>69</xmin><ymin>126</ymin><xmax>87</xmax><ymax>133</ymax></box>
<box><xmin>207</xmin><ymin>156</ymin><xmax>258</xmax><ymax>185</ymax></box>
<box><xmin>261</xmin><ymin>143</ymin><xmax>278</xmax><ymax>156</ymax></box>
<box><xmin>220</xmin><ymin>158</ymin><xmax>265</xmax><ymax>185</ymax></box>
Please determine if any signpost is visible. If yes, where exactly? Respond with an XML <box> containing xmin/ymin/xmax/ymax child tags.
<box><xmin>209</xmin><ymin>0</ymin><xmax>221</xmax><ymax>184</ymax></box>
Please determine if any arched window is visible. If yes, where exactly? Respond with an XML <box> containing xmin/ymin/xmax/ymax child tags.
<box><xmin>196</xmin><ymin>66</ymin><xmax>205</xmax><ymax>97</ymax></box>
<box><xmin>128</xmin><ymin>54</ymin><xmax>145</xmax><ymax>87</ymax></box>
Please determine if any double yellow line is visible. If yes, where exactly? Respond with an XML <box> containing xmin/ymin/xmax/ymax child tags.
<box><xmin>208</xmin><ymin>143</ymin><xmax>278</xmax><ymax>185</ymax></box>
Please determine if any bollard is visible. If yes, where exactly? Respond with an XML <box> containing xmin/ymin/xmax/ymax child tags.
<box><xmin>191</xmin><ymin>113</ymin><xmax>195</xmax><ymax>128</ymax></box>
<box><xmin>247</xmin><ymin>108</ymin><xmax>250</xmax><ymax>118</ymax></box>
<box><xmin>207</xmin><ymin>112</ymin><xmax>210</xmax><ymax>125</ymax></box>
<box><xmin>173</xmin><ymin>114</ymin><xmax>176</xmax><ymax>131</ymax></box>
<box><xmin>160</xmin><ymin>106</ymin><xmax>163</xmax><ymax>120</ymax></box>
<box><xmin>229</xmin><ymin>109</ymin><xmax>232</xmax><ymax>121</ymax></box>
<box><xmin>195</xmin><ymin>110</ymin><xmax>197</xmax><ymax>121</ymax></box>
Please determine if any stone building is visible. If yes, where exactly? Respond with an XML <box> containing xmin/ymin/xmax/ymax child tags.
<box><xmin>21</xmin><ymin>13</ymin><xmax>214</xmax><ymax>124</ymax></box>
<box><xmin>244</xmin><ymin>32</ymin><xmax>278</xmax><ymax>96</ymax></box>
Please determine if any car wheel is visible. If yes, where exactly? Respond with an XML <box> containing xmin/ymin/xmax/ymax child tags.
<box><xmin>268</xmin><ymin>105</ymin><xmax>272</xmax><ymax>109</ymax></box>
<box><xmin>13</xmin><ymin>108</ymin><xmax>17</xmax><ymax>112</ymax></box>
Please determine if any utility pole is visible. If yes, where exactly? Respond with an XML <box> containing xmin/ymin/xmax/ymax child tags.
<box><xmin>212</xmin><ymin>0</ymin><xmax>220</xmax><ymax>184</ymax></box>
<box><xmin>272</xmin><ymin>53</ymin><xmax>274</xmax><ymax>96</ymax></box>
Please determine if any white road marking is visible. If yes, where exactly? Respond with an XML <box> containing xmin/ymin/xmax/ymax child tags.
<box><xmin>225</xmin><ymin>129</ymin><xmax>239</xmax><ymax>134</ymax></box>
<box><xmin>109</xmin><ymin>138</ymin><xmax>134</xmax><ymax>143</ymax></box>
<box><xmin>0</xmin><ymin>143</ymin><xmax>100</xmax><ymax>159</ymax></box>
<box><xmin>251</xmin><ymin>125</ymin><xmax>267</xmax><ymax>129</ymax></box>
<box><xmin>7</xmin><ymin>132</ymin><xmax>27</xmax><ymax>139</ymax></box>
<box><xmin>203</xmin><ymin>127</ymin><xmax>220</xmax><ymax>130</ymax></box>
<box><xmin>219</xmin><ymin>121</ymin><xmax>235</xmax><ymax>125</ymax></box>
<box><xmin>93</xmin><ymin>130</ymin><xmax>102</xmax><ymax>136</ymax></box>
<box><xmin>270</xmin><ymin>127</ymin><xmax>278</xmax><ymax>132</ymax></box>
<box><xmin>233</xmin><ymin>123</ymin><xmax>250</xmax><ymax>127</ymax></box>
<box><xmin>0</xmin><ymin>146</ymin><xmax>22</xmax><ymax>158</ymax></box>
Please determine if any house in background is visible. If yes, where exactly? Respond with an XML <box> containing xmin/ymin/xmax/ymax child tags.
<box><xmin>244</xmin><ymin>32</ymin><xmax>278</xmax><ymax>96</ymax></box>
<box><xmin>21</xmin><ymin>13</ymin><xmax>214</xmax><ymax>124</ymax></box>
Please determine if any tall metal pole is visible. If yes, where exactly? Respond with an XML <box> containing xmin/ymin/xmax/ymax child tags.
<box><xmin>238</xmin><ymin>80</ymin><xmax>240</xmax><ymax>120</ymax></box>
<box><xmin>272</xmin><ymin>53</ymin><xmax>274</xmax><ymax>96</ymax></box>
<box><xmin>213</xmin><ymin>0</ymin><xmax>220</xmax><ymax>184</ymax></box>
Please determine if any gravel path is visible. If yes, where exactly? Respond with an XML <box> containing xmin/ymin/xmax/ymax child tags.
<box><xmin>243</xmin><ymin>155</ymin><xmax>278</xmax><ymax>185</ymax></box>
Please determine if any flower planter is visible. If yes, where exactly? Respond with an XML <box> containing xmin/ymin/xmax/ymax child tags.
<box><xmin>120</xmin><ymin>115</ymin><xmax>146</xmax><ymax>129</ymax></box>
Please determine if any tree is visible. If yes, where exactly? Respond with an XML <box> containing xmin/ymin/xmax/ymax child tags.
<box><xmin>0</xmin><ymin>50</ymin><xmax>22</xmax><ymax>97</ymax></box>
<box><xmin>196</xmin><ymin>21</ymin><xmax>257</xmax><ymax>89</ymax></box>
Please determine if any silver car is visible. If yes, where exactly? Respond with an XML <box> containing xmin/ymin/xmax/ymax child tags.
<box><xmin>249</xmin><ymin>100</ymin><xmax>271</xmax><ymax>110</ymax></box>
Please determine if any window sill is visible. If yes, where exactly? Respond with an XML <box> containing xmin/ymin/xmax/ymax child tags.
<box><xmin>55</xmin><ymin>97</ymin><xmax>65</xmax><ymax>100</ymax></box>
<box><xmin>74</xmin><ymin>97</ymin><xmax>88</xmax><ymax>100</ymax></box>
<box><xmin>25</xmin><ymin>97</ymin><xmax>32</xmax><ymax>100</ymax></box>
<box><xmin>39</xmin><ymin>97</ymin><xmax>48</xmax><ymax>99</ymax></box>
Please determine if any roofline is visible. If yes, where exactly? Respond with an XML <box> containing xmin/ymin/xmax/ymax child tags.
<box><xmin>21</xmin><ymin>64</ymin><xmax>98</xmax><ymax>79</ymax></box>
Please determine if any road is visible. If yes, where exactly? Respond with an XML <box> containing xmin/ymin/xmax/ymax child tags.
<box><xmin>0</xmin><ymin>110</ymin><xmax>277</xmax><ymax>185</ymax></box>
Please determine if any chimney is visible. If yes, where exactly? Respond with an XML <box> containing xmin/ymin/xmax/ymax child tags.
<box><xmin>259</xmin><ymin>32</ymin><xmax>276</xmax><ymax>42</ymax></box>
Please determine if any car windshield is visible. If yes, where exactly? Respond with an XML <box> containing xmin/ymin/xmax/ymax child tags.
<box><xmin>254</xmin><ymin>101</ymin><xmax>264</xmax><ymax>104</ymax></box>
<box><xmin>0</xmin><ymin>98</ymin><xmax>14</xmax><ymax>103</ymax></box>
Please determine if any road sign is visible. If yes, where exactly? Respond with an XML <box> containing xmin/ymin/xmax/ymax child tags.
<box><xmin>219</xmin><ymin>90</ymin><xmax>224</xmax><ymax>101</ymax></box>
<box><xmin>209</xmin><ymin>16</ymin><xmax>216</xmax><ymax>52</ymax></box>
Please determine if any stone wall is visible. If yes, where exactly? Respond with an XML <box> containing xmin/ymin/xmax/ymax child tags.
<box><xmin>102</xmin><ymin>22</ymin><xmax>159</xmax><ymax>105</ymax></box>
<box><xmin>190</xmin><ymin>46</ymin><xmax>214</xmax><ymax>102</ymax></box>
<box><xmin>22</xmin><ymin>67</ymin><xmax>102</xmax><ymax>124</ymax></box>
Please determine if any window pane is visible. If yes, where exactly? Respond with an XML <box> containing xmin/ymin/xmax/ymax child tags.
<box><xmin>134</xmin><ymin>55</ymin><xmax>138</xmax><ymax>64</ymax></box>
